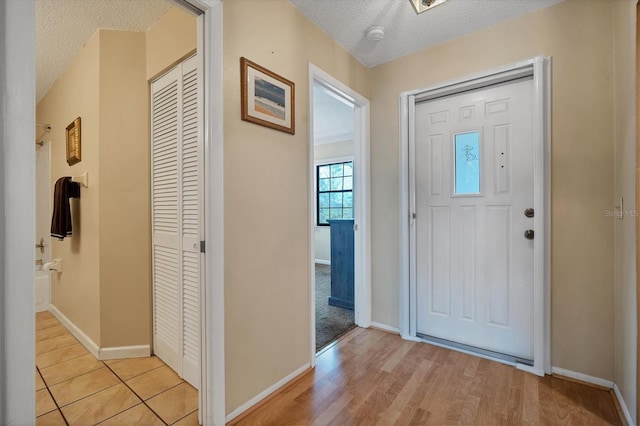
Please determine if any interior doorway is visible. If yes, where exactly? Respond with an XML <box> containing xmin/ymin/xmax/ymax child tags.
<box><xmin>312</xmin><ymin>83</ymin><xmax>356</xmax><ymax>350</ymax></box>
<box><xmin>308</xmin><ymin>65</ymin><xmax>371</xmax><ymax>362</ymax></box>
<box><xmin>3</xmin><ymin>0</ymin><xmax>224</xmax><ymax>424</ymax></box>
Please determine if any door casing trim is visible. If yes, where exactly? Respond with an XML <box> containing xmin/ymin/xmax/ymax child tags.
<box><xmin>308</xmin><ymin>64</ymin><xmax>371</xmax><ymax>366</ymax></box>
<box><xmin>1</xmin><ymin>0</ymin><xmax>225</xmax><ymax>424</ymax></box>
<box><xmin>175</xmin><ymin>1</ymin><xmax>226</xmax><ymax>424</ymax></box>
<box><xmin>399</xmin><ymin>56</ymin><xmax>551</xmax><ymax>375</ymax></box>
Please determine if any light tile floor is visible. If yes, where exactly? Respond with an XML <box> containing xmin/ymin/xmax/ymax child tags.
<box><xmin>35</xmin><ymin>311</ymin><xmax>199</xmax><ymax>425</ymax></box>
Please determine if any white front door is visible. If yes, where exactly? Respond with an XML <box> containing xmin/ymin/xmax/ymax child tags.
<box><xmin>413</xmin><ymin>78</ymin><xmax>534</xmax><ymax>361</ymax></box>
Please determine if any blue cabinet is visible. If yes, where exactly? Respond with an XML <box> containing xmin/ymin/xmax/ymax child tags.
<box><xmin>328</xmin><ymin>219</ymin><xmax>354</xmax><ymax>310</ymax></box>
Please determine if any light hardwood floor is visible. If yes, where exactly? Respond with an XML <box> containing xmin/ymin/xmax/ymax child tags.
<box><xmin>231</xmin><ymin>327</ymin><xmax>622</xmax><ymax>425</ymax></box>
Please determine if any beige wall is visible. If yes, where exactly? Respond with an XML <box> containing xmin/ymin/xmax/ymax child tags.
<box><xmin>369</xmin><ymin>0</ymin><xmax>616</xmax><ymax>380</ymax></box>
<box><xmin>613</xmin><ymin>0</ymin><xmax>637</xmax><ymax>422</ymax></box>
<box><xmin>98</xmin><ymin>30</ymin><xmax>150</xmax><ymax>348</ymax></box>
<box><xmin>37</xmin><ymin>29</ymin><xmax>150</xmax><ymax>349</ymax></box>
<box><xmin>314</xmin><ymin>139</ymin><xmax>354</xmax><ymax>263</ymax></box>
<box><xmin>223</xmin><ymin>0</ymin><xmax>368</xmax><ymax>414</ymax></box>
<box><xmin>37</xmin><ymin>32</ymin><xmax>102</xmax><ymax>344</ymax></box>
<box><xmin>146</xmin><ymin>6</ymin><xmax>196</xmax><ymax>81</ymax></box>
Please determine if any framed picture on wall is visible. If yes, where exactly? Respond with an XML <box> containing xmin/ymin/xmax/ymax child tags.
<box><xmin>66</xmin><ymin>117</ymin><xmax>81</xmax><ymax>166</ymax></box>
<box><xmin>240</xmin><ymin>57</ymin><xmax>295</xmax><ymax>135</ymax></box>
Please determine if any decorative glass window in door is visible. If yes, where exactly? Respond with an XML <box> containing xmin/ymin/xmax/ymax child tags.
<box><xmin>454</xmin><ymin>131</ymin><xmax>481</xmax><ymax>195</ymax></box>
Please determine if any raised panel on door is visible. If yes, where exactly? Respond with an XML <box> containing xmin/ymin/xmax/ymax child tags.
<box><xmin>414</xmin><ymin>78</ymin><xmax>534</xmax><ymax>361</ymax></box>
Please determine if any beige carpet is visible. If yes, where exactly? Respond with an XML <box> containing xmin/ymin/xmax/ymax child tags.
<box><xmin>315</xmin><ymin>263</ymin><xmax>356</xmax><ymax>351</ymax></box>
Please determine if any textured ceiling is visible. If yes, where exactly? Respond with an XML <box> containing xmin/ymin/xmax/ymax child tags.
<box><xmin>36</xmin><ymin>0</ymin><xmax>172</xmax><ymax>101</ymax></box>
<box><xmin>313</xmin><ymin>83</ymin><xmax>354</xmax><ymax>145</ymax></box>
<box><xmin>289</xmin><ymin>0</ymin><xmax>564</xmax><ymax>68</ymax></box>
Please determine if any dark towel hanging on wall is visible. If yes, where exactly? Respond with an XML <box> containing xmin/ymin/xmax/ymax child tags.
<box><xmin>51</xmin><ymin>177</ymin><xmax>81</xmax><ymax>240</ymax></box>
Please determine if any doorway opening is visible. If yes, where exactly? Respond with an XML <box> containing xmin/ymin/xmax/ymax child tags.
<box><xmin>312</xmin><ymin>84</ymin><xmax>356</xmax><ymax>350</ymax></box>
<box><xmin>399</xmin><ymin>57</ymin><xmax>551</xmax><ymax>376</ymax></box>
<box><xmin>26</xmin><ymin>0</ymin><xmax>224</xmax><ymax>424</ymax></box>
<box><xmin>308</xmin><ymin>65</ymin><xmax>371</xmax><ymax>361</ymax></box>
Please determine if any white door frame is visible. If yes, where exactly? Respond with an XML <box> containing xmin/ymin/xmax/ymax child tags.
<box><xmin>0</xmin><ymin>1</ymin><xmax>225</xmax><ymax>424</ymax></box>
<box><xmin>173</xmin><ymin>1</ymin><xmax>225</xmax><ymax>424</ymax></box>
<box><xmin>399</xmin><ymin>56</ymin><xmax>551</xmax><ymax>376</ymax></box>
<box><xmin>1</xmin><ymin>0</ymin><xmax>37</xmax><ymax>422</ymax></box>
<box><xmin>308</xmin><ymin>64</ymin><xmax>371</xmax><ymax>366</ymax></box>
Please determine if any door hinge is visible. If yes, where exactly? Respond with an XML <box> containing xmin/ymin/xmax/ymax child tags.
<box><xmin>200</xmin><ymin>241</ymin><xmax>206</xmax><ymax>253</ymax></box>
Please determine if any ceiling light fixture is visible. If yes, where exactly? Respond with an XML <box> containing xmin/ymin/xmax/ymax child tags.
<box><xmin>409</xmin><ymin>0</ymin><xmax>448</xmax><ymax>15</ymax></box>
<box><xmin>365</xmin><ymin>25</ymin><xmax>385</xmax><ymax>42</ymax></box>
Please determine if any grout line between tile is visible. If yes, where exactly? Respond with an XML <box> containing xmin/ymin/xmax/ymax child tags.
<box><xmin>36</xmin><ymin>347</ymin><xmax>92</xmax><ymax>370</ymax></box>
<box><xmin>103</xmin><ymin>362</ymin><xmax>169</xmax><ymax>426</ymax></box>
<box><xmin>39</xmin><ymin>368</ymin><xmax>70</xmax><ymax>426</ymax></box>
<box><xmin>144</xmin><ymin>380</ymin><xmax>186</xmax><ymax>402</ymax></box>
<box><xmin>40</xmin><ymin>362</ymin><xmax>106</xmax><ymax>389</ymax></box>
<box><xmin>51</xmin><ymin>367</ymin><xmax>123</xmax><ymax>408</ymax></box>
<box><xmin>56</xmin><ymin>381</ymin><xmax>123</xmax><ymax>411</ymax></box>
<box><xmin>37</xmin><ymin>315</ymin><xmax>194</xmax><ymax>425</ymax></box>
<box><xmin>115</xmin><ymin>362</ymin><xmax>165</xmax><ymax>382</ymax></box>
<box><xmin>37</xmin><ymin>337</ymin><xmax>79</xmax><ymax>355</ymax></box>
<box><xmin>36</xmin><ymin>367</ymin><xmax>45</xmax><ymax>391</ymax></box>
<box><xmin>171</xmin><ymin>408</ymin><xmax>198</xmax><ymax>425</ymax></box>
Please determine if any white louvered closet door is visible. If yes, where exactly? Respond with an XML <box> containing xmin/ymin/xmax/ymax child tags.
<box><xmin>151</xmin><ymin>55</ymin><xmax>202</xmax><ymax>390</ymax></box>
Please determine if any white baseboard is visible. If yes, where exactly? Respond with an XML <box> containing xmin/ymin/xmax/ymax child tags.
<box><xmin>550</xmin><ymin>366</ymin><xmax>614</xmax><ymax>389</ymax></box>
<box><xmin>314</xmin><ymin>259</ymin><xmax>330</xmax><ymax>265</ymax></box>
<box><xmin>225</xmin><ymin>363</ymin><xmax>311</xmax><ymax>423</ymax></box>
<box><xmin>49</xmin><ymin>304</ymin><xmax>100</xmax><ymax>359</ymax></box>
<box><xmin>36</xmin><ymin>303</ymin><xmax>50</xmax><ymax>313</ymax></box>
<box><xmin>49</xmin><ymin>305</ymin><xmax>150</xmax><ymax>361</ymax></box>
<box><xmin>613</xmin><ymin>383</ymin><xmax>634</xmax><ymax>426</ymax></box>
<box><xmin>99</xmin><ymin>345</ymin><xmax>151</xmax><ymax>360</ymax></box>
<box><xmin>370</xmin><ymin>321</ymin><xmax>400</xmax><ymax>335</ymax></box>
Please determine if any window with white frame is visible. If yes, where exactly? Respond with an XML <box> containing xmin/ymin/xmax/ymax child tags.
<box><xmin>316</xmin><ymin>160</ymin><xmax>353</xmax><ymax>226</ymax></box>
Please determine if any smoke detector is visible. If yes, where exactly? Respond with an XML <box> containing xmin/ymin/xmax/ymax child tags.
<box><xmin>365</xmin><ymin>26</ymin><xmax>385</xmax><ymax>42</ymax></box>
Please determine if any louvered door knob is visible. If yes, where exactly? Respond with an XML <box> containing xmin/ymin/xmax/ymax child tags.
<box><xmin>524</xmin><ymin>229</ymin><xmax>534</xmax><ymax>240</ymax></box>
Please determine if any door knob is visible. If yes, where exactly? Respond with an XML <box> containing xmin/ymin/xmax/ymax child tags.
<box><xmin>524</xmin><ymin>208</ymin><xmax>534</xmax><ymax>218</ymax></box>
<box><xmin>524</xmin><ymin>229</ymin><xmax>534</xmax><ymax>240</ymax></box>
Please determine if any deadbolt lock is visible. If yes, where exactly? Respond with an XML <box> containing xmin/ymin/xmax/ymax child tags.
<box><xmin>524</xmin><ymin>229</ymin><xmax>534</xmax><ymax>240</ymax></box>
<box><xmin>525</xmin><ymin>208</ymin><xmax>534</xmax><ymax>218</ymax></box>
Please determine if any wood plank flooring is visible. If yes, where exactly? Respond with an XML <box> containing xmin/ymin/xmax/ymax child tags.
<box><xmin>231</xmin><ymin>327</ymin><xmax>622</xmax><ymax>425</ymax></box>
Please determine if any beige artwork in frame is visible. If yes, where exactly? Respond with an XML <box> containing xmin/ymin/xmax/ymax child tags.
<box><xmin>240</xmin><ymin>57</ymin><xmax>295</xmax><ymax>135</ymax></box>
<box><xmin>66</xmin><ymin>117</ymin><xmax>81</xmax><ymax>166</ymax></box>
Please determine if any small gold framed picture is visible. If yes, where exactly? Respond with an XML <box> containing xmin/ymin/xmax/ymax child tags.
<box><xmin>66</xmin><ymin>117</ymin><xmax>81</xmax><ymax>166</ymax></box>
<box><xmin>240</xmin><ymin>57</ymin><xmax>295</xmax><ymax>135</ymax></box>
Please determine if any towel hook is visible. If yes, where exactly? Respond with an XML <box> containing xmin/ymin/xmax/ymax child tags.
<box><xmin>71</xmin><ymin>172</ymin><xmax>89</xmax><ymax>188</ymax></box>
